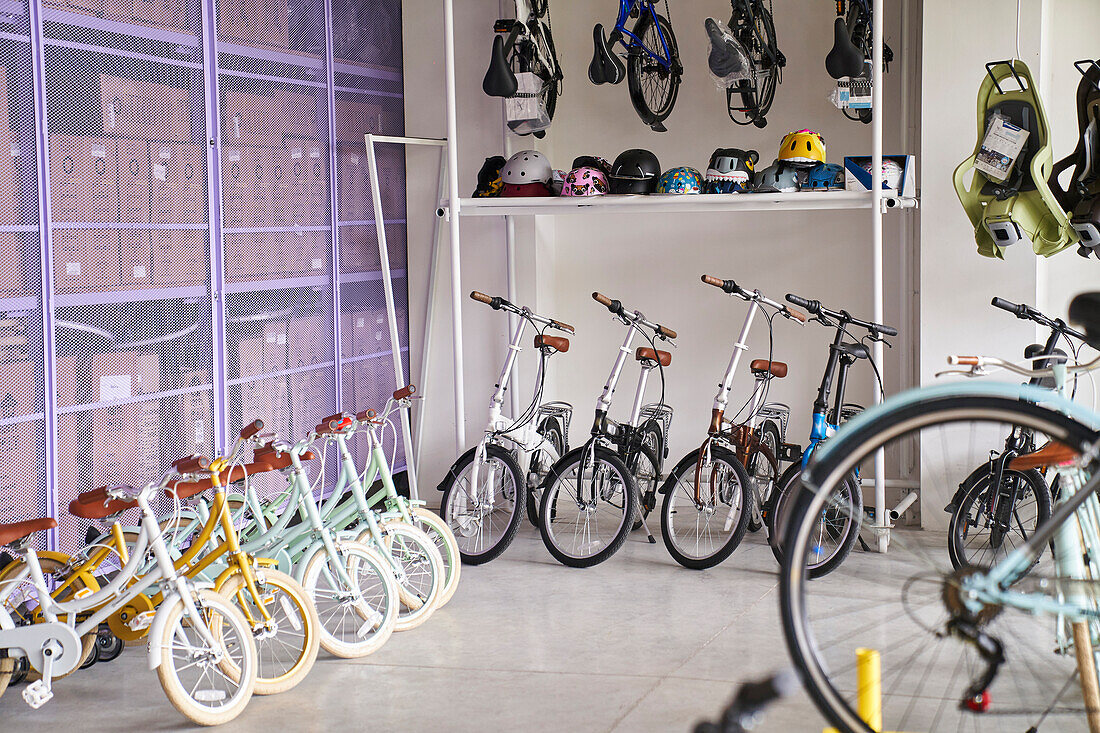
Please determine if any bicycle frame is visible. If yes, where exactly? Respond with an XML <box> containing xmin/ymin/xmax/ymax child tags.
<box><xmin>610</xmin><ymin>0</ymin><xmax>673</xmax><ymax>68</ymax></box>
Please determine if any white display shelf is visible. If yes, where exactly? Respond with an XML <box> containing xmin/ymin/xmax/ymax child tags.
<box><xmin>444</xmin><ymin>190</ymin><xmax>918</xmax><ymax>218</ymax></box>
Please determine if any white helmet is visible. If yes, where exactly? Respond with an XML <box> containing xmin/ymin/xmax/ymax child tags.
<box><xmin>501</xmin><ymin>150</ymin><xmax>552</xmax><ymax>184</ymax></box>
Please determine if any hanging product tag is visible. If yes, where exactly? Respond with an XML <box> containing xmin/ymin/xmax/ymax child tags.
<box><xmin>505</xmin><ymin>72</ymin><xmax>550</xmax><ymax>135</ymax></box>
<box><xmin>974</xmin><ymin>113</ymin><xmax>1029</xmax><ymax>182</ymax></box>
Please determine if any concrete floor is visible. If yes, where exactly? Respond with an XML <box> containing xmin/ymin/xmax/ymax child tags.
<box><xmin>2</xmin><ymin>524</ymin><xmax>1089</xmax><ymax>732</ymax></box>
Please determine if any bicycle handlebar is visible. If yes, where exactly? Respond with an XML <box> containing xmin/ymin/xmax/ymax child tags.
<box><xmin>473</xmin><ymin>290</ymin><xmax>573</xmax><ymax>333</ymax></box>
<box><xmin>592</xmin><ymin>291</ymin><xmax>676</xmax><ymax>339</ymax></box>
<box><xmin>704</xmin><ymin>275</ymin><xmax>806</xmax><ymax>323</ymax></box>
<box><xmin>786</xmin><ymin>293</ymin><xmax>898</xmax><ymax>337</ymax></box>
<box><xmin>172</xmin><ymin>455</ymin><xmax>211</xmax><ymax>474</ymax></box>
<box><xmin>240</xmin><ymin>419</ymin><xmax>264</xmax><ymax>440</ymax></box>
<box><xmin>991</xmin><ymin>296</ymin><xmax>1089</xmax><ymax>342</ymax></box>
<box><xmin>945</xmin><ymin>351</ymin><xmax>1100</xmax><ymax>378</ymax></box>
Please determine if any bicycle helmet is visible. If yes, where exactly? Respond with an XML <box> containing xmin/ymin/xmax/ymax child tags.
<box><xmin>502</xmin><ymin>181</ymin><xmax>553</xmax><ymax>197</ymax></box>
<box><xmin>704</xmin><ymin>148</ymin><xmax>759</xmax><ymax>194</ymax></box>
<box><xmin>501</xmin><ymin>149</ymin><xmax>552</xmax><ymax>185</ymax></box>
<box><xmin>561</xmin><ymin>166</ymin><xmax>608</xmax><ymax>197</ymax></box>
<box><xmin>472</xmin><ymin>155</ymin><xmax>507</xmax><ymax>198</ymax></box>
<box><xmin>753</xmin><ymin>160</ymin><xmax>800</xmax><ymax>193</ymax></box>
<box><xmin>804</xmin><ymin>162</ymin><xmax>846</xmax><ymax>191</ymax></box>
<box><xmin>655</xmin><ymin>167</ymin><xmax>703</xmax><ymax>194</ymax></box>
<box><xmin>860</xmin><ymin>158</ymin><xmax>904</xmax><ymax>190</ymax></box>
<box><xmin>549</xmin><ymin>169</ymin><xmax>566</xmax><ymax>196</ymax></box>
<box><xmin>778</xmin><ymin>130</ymin><xmax>826</xmax><ymax>167</ymax></box>
<box><xmin>572</xmin><ymin>155</ymin><xmax>612</xmax><ymax>176</ymax></box>
<box><xmin>609</xmin><ymin>149</ymin><xmax>661</xmax><ymax>194</ymax></box>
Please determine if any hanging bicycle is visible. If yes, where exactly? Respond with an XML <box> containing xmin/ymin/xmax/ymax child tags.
<box><xmin>705</xmin><ymin>0</ymin><xmax>785</xmax><ymax>128</ymax></box>
<box><xmin>482</xmin><ymin>0</ymin><xmax>563</xmax><ymax>138</ymax></box>
<box><xmin>589</xmin><ymin>0</ymin><xmax>682</xmax><ymax>132</ymax></box>
<box><xmin>824</xmin><ymin>0</ymin><xmax>892</xmax><ymax>124</ymax></box>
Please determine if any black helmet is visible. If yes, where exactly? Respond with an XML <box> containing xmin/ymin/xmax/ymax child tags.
<box><xmin>609</xmin><ymin>148</ymin><xmax>661</xmax><ymax>194</ymax></box>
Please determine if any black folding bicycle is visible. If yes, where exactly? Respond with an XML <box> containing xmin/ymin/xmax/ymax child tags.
<box><xmin>705</xmin><ymin>0</ymin><xmax>785</xmax><ymax>128</ymax></box>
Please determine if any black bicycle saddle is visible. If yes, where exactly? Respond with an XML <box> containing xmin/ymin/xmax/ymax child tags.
<box><xmin>1069</xmin><ymin>292</ymin><xmax>1100</xmax><ymax>349</ymax></box>
<box><xmin>836</xmin><ymin>342</ymin><xmax>870</xmax><ymax>360</ymax></box>
<box><xmin>825</xmin><ymin>16</ymin><xmax>863</xmax><ymax>80</ymax></box>
<box><xmin>483</xmin><ymin>35</ymin><xmax>518</xmax><ymax>97</ymax></box>
<box><xmin>705</xmin><ymin>17</ymin><xmax>747</xmax><ymax>79</ymax></box>
<box><xmin>589</xmin><ymin>23</ymin><xmax>625</xmax><ymax>85</ymax></box>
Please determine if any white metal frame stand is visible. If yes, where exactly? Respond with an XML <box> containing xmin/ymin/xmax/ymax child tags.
<box><xmin>436</xmin><ymin>0</ymin><xmax>906</xmax><ymax>548</ymax></box>
<box><xmin>363</xmin><ymin>133</ymin><xmax>448</xmax><ymax>501</ymax></box>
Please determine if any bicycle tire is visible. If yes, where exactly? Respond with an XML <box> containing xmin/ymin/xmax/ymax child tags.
<box><xmin>948</xmin><ymin>466</ymin><xmax>1051</xmax><ymax>571</ymax></box>
<box><xmin>539</xmin><ymin>444</ymin><xmax>637</xmax><ymax>568</ymax></box>
<box><xmin>626</xmin><ymin>12</ymin><xmax>680</xmax><ymax>128</ymax></box>
<box><xmin>361</xmin><ymin>522</ymin><xmax>444</xmax><ymax>631</ymax></box>
<box><xmin>407</xmin><ymin>507</ymin><xmax>462</xmax><ymax>607</ymax></box>
<box><xmin>528</xmin><ymin>417</ymin><xmax>566</xmax><ymax>527</ymax></box>
<box><xmin>769</xmin><ymin>463</ymin><xmax>862</xmax><ymax>578</ymax></box>
<box><xmin>781</xmin><ymin>394</ymin><xmax>1099</xmax><ymax>733</ymax></box>
<box><xmin>440</xmin><ymin>443</ymin><xmax>526</xmax><ymax>565</ymax></box>
<box><xmin>627</xmin><ymin>442</ymin><xmax>661</xmax><ymax>523</ymax></box>
<box><xmin>660</xmin><ymin>444</ymin><xmax>752</xmax><ymax>569</ymax></box>
<box><xmin>747</xmin><ymin>421</ymin><xmax>781</xmax><ymax>532</ymax></box>
<box><xmin>156</xmin><ymin>588</ymin><xmax>256</xmax><ymax>726</ymax></box>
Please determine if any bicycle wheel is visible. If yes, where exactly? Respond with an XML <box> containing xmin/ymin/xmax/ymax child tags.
<box><xmin>769</xmin><ymin>462</ymin><xmax>862</xmax><ymax>578</ymax></box>
<box><xmin>156</xmin><ymin>588</ymin><xmax>256</xmax><ymax>726</ymax></box>
<box><xmin>359</xmin><ymin>522</ymin><xmax>443</xmax><ymax>631</ymax></box>
<box><xmin>660</xmin><ymin>445</ymin><xmax>751</xmax><ymax>569</ymax></box>
<box><xmin>539</xmin><ymin>445</ymin><xmax>637</xmax><ymax>567</ymax></box>
<box><xmin>301</xmin><ymin>541</ymin><xmax>398</xmax><ymax>658</ymax></box>
<box><xmin>215</xmin><ymin>567</ymin><xmax>319</xmax><ymax>695</ymax></box>
<box><xmin>625</xmin><ymin>442</ymin><xmax>660</xmax><ymax>525</ymax></box>
<box><xmin>440</xmin><ymin>444</ymin><xmax>525</xmax><ymax>565</ymax></box>
<box><xmin>747</xmin><ymin>421</ymin><xmax>781</xmax><ymax>532</ymax></box>
<box><xmin>528</xmin><ymin>417</ymin><xmax>566</xmax><ymax>527</ymax></box>
<box><xmin>626</xmin><ymin>12</ymin><xmax>680</xmax><ymax>128</ymax></box>
<box><xmin>407</xmin><ymin>507</ymin><xmax>462</xmax><ymax>607</ymax></box>
<box><xmin>781</xmin><ymin>393</ymin><xmax>1099</xmax><ymax>733</ymax></box>
<box><xmin>948</xmin><ymin>465</ymin><xmax>1051</xmax><ymax>570</ymax></box>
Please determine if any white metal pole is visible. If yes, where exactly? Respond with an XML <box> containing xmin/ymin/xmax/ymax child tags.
<box><xmin>443</xmin><ymin>0</ymin><xmax>466</xmax><ymax>453</ymax></box>
<box><xmin>500</xmin><ymin>0</ymin><xmax>521</xmax><ymax>421</ymax></box>
<box><xmin>415</xmin><ymin>154</ymin><xmax>448</xmax><ymax>472</ymax></box>
<box><xmin>872</xmin><ymin>0</ymin><xmax>887</xmax><ymax>552</ymax></box>
<box><xmin>365</xmin><ymin>134</ymin><xmax>418</xmax><ymax>499</ymax></box>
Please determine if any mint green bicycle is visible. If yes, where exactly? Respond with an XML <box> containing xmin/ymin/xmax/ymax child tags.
<box><xmin>779</xmin><ymin>291</ymin><xmax>1100</xmax><ymax>732</ymax></box>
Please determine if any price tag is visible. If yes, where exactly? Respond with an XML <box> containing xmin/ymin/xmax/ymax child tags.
<box><xmin>975</xmin><ymin>115</ymin><xmax>1029</xmax><ymax>182</ymax></box>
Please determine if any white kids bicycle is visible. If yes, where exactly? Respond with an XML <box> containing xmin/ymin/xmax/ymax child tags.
<box><xmin>439</xmin><ymin>291</ymin><xmax>575</xmax><ymax>564</ymax></box>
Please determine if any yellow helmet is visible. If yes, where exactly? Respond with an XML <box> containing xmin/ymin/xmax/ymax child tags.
<box><xmin>778</xmin><ymin>129</ymin><xmax>826</xmax><ymax>166</ymax></box>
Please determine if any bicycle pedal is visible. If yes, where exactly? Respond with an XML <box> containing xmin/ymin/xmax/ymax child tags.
<box><xmin>22</xmin><ymin>680</ymin><xmax>53</xmax><ymax>709</ymax></box>
<box><xmin>493</xmin><ymin>19</ymin><xmax>517</xmax><ymax>33</ymax></box>
<box><xmin>127</xmin><ymin>611</ymin><xmax>156</xmax><ymax>632</ymax></box>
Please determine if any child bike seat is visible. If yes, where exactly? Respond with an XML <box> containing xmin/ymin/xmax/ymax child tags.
<box><xmin>534</xmin><ymin>334</ymin><xmax>569</xmax><ymax>353</ymax></box>
<box><xmin>749</xmin><ymin>359</ymin><xmax>787</xmax><ymax>378</ymax></box>
<box><xmin>589</xmin><ymin>23</ymin><xmax>625</xmax><ymax>85</ymax></box>
<box><xmin>954</xmin><ymin>60</ymin><xmax>1077</xmax><ymax>259</ymax></box>
<box><xmin>635</xmin><ymin>347</ymin><xmax>671</xmax><ymax>367</ymax></box>
<box><xmin>483</xmin><ymin>35</ymin><xmax>519</xmax><ymax>98</ymax></box>
<box><xmin>1069</xmin><ymin>291</ymin><xmax>1100</xmax><ymax>349</ymax></box>
<box><xmin>70</xmin><ymin>486</ymin><xmax>134</xmax><ymax>519</ymax></box>
<box><xmin>0</xmin><ymin>518</ymin><xmax>56</xmax><ymax>546</ymax></box>
<box><xmin>1049</xmin><ymin>60</ymin><xmax>1100</xmax><ymax>256</ymax></box>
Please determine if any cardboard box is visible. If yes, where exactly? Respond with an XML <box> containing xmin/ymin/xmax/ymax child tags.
<box><xmin>132</xmin><ymin>0</ymin><xmax>169</xmax><ymax>31</ymax></box>
<box><xmin>219</xmin><ymin>0</ymin><xmax>290</xmax><ymax>50</ymax></box>
<box><xmin>176</xmin><ymin>369</ymin><xmax>212</xmax><ymax>456</ymax></box>
<box><xmin>290</xmin><ymin>368</ymin><xmax>329</xmax><ymax>442</ymax></box>
<box><xmin>283</xmin><ymin>90</ymin><xmax>320</xmax><ymax>140</ymax></box>
<box><xmin>52</xmin><ymin>230</ymin><xmax>120</xmax><ymax>292</ymax></box>
<box><xmin>100</xmin><ymin>76</ymin><xmax>190</xmax><ymax>142</ymax></box>
<box><xmin>119</xmin><ymin>230</ymin><xmax>152</xmax><ymax>287</ymax></box>
<box><xmin>89</xmin><ymin>351</ymin><xmax>161</xmax><ymax>489</ymax></box>
<box><xmin>288</xmin><ymin>314</ymin><xmax>327</xmax><ymax>369</ymax></box>
<box><xmin>44</xmin><ymin>0</ymin><xmax>105</xmax><ymax>20</ymax></box>
<box><xmin>376</xmin><ymin>145</ymin><xmax>406</xmax><ymax>220</ymax></box>
<box><xmin>334</xmin><ymin>98</ymin><xmax>383</xmax><ymax>144</ymax></box>
<box><xmin>220</xmin><ymin>145</ymin><xmax>251</xmax><ymax>229</ymax></box>
<box><xmin>284</xmin><ymin>140</ymin><xmax>328</xmax><ymax>226</ymax></box>
<box><xmin>0</xmin><ymin>232</ymin><xmax>28</xmax><ymax>297</ymax></box>
<box><xmin>151</xmin><ymin>229</ymin><xmax>207</xmax><ymax>286</ymax></box>
<box><xmin>843</xmin><ymin>155</ymin><xmax>917</xmax><ymax>198</ymax></box>
<box><xmin>221</xmin><ymin>90</ymin><xmax>280</xmax><ymax>147</ymax></box>
<box><xmin>337</xmin><ymin>145</ymin><xmax>366</xmax><ymax>223</ymax></box>
<box><xmin>117</xmin><ymin>138</ymin><xmax>150</xmax><ymax>224</ymax></box>
<box><xmin>49</xmin><ymin>136</ymin><xmax>119</xmax><ymax>224</ymax></box>
<box><xmin>263</xmin><ymin>318</ymin><xmax>289</xmax><ymax>374</ymax></box>
<box><xmin>151</xmin><ymin>142</ymin><xmax>207</xmax><ymax>224</ymax></box>
<box><xmin>0</xmin><ymin>128</ymin><xmax>22</xmax><ymax>226</ymax></box>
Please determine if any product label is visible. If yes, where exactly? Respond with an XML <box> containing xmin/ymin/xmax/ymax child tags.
<box><xmin>309</xmin><ymin>147</ymin><xmax>321</xmax><ymax>159</ymax></box>
<box><xmin>133</xmin><ymin>265</ymin><xmax>147</xmax><ymax>279</ymax></box>
<box><xmin>65</xmin><ymin>262</ymin><xmax>81</xmax><ymax>276</ymax></box>
<box><xmin>107</xmin><ymin>102</ymin><xmax>117</xmax><ymax>130</ymax></box>
<box><xmin>226</xmin><ymin>150</ymin><xmax>241</xmax><ymax>163</ymax></box>
<box><xmin>153</xmin><ymin>163</ymin><xmax>167</xmax><ymax>182</ymax></box>
<box><xmin>311</xmin><ymin>258</ymin><xmax>323</xmax><ymax>270</ymax></box>
<box><xmin>193</xmin><ymin>418</ymin><xmax>204</xmax><ymax>446</ymax></box>
<box><xmin>100</xmin><ymin>375</ymin><xmax>133</xmax><ymax>402</ymax></box>
<box><xmin>975</xmin><ymin>116</ymin><xmax>1029</xmax><ymax>182</ymax></box>
<box><xmin>291</xmin><ymin>147</ymin><xmax>302</xmax><ymax>160</ymax></box>
<box><xmin>160</xmin><ymin>147</ymin><xmax>171</xmax><ymax>160</ymax></box>
<box><xmin>89</xmin><ymin>143</ymin><xmax>106</xmax><ymax>158</ymax></box>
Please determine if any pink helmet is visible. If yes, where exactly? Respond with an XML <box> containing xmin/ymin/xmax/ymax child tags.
<box><xmin>561</xmin><ymin>166</ymin><xmax>608</xmax><ymax>197</ymax></box>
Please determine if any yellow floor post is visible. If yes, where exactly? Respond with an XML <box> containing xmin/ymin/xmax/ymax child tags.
<box><xmin>856</xmin><ymin>647</ymin><xmax>882</xmax><ymax>732</ymax></box>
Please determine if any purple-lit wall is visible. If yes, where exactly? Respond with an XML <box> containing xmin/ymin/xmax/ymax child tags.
<box><xmin>0</xmin><ymin>0</ymin><xmax>407</xmax><ymax>553</ymax></box>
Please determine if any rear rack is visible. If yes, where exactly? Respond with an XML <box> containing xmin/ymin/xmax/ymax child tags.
<box><xmin>536</xmin><ymin>401</ymin><xmax>573</xmax><ymax>443</ymax></box>
<box><xmin>639</xmin><ymin>403</ymin><xmax>674</xmax><ymax>455</ymax></box>
<box><xmin>758</xmin><ymin>402</ymin><xmax>791</xmax><ymax>443</ymax></box>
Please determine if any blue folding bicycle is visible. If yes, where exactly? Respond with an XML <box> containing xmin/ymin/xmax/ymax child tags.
<box><xmin>589</xmin><ymin>0</ymin><xmax>682</xmax><ymax>131</ymax></box>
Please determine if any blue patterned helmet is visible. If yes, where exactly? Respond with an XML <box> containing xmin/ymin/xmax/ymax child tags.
<box><xmin>656</xmin><ymin>166</ymin><xmax>703</xmax><ymax>194</ymax></box>
<box><xmin>804</xmin><ymin>163</ymin><xmax>846</xmax><ymax>191</ymax></box>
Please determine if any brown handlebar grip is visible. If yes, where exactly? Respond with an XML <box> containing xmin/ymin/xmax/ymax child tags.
<box><xmin>321</xmin><ymin>412</ymin><xmax>345</xmax><ymax>425</ymax></box>
<box><xmin>393</xmin><ymin>384</ymin><xmax>416</xmax><ymax>401</ymax></box>
<box><xmin>658</xmin><ymin>325</ymin><xmax>677</xmax><ymax>339</ymax></box>
<box><xmin>470</xmin><ymin>291</ymin><xmax>493</xmax><ymax>305</ymax></box>
<box><xmin>786</xmin><ymin>308</ymin><xmax>808</xmax><ymax>323</ymax></box>
<box><xmin>355</xmin><ymin>408</ymin><xmax>377</xmax><ymax>421</ymax></box>
<box><xmin>173</xmin><ymin>454</ymin><xmax>211</xmax><ymax>474</ymax></box>
<box><xmin>954</xmin><ymin>356</ymin><xmax>980</xmax><ymax>366</ymax></box>
<box><xmin>592</xmin><ymin>292</ymin><xmax>612</xmax><ymax>307</ymax></box>
<box><xmin>240</xmin><ymin>419</ymin><xmax>264</xmax><ymax>440</ymax></box>
<box><xmin>551</xmin><ymin>319</ymin><xmax>575</xmax><ymax>334</ymax></box>
<box><xmin>701</xmin><ymin>275</ymin><xmax>724</xmax><ymax>288</ymax></box>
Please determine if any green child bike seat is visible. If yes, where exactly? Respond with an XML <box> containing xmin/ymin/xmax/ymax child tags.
<box><xmin>953</xmin><ymin>60</ymin><xmax>1077</xmax><ymax>259</ymax></box>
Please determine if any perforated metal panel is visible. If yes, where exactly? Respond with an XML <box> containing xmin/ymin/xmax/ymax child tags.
<box><xmin>0</xmin><ymin>0</ymin><xmax>406</xmax><ymax>549</ymax></box>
